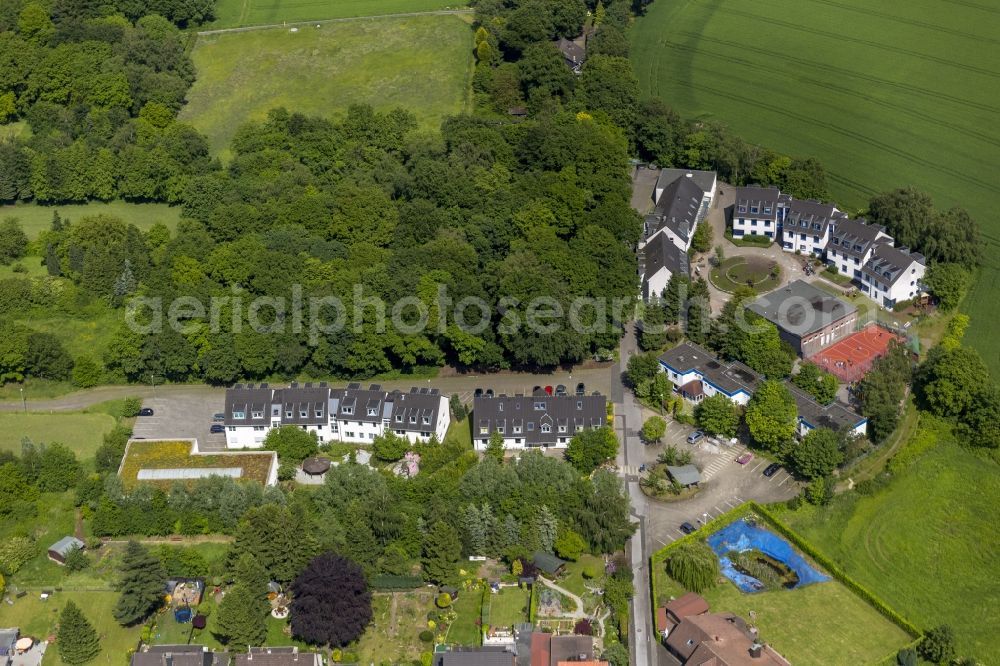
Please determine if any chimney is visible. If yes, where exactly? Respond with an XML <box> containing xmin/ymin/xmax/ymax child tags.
<box><xmin>750</xmin><ymin>642</ymin><xmax>763</xmax><ymax>658</ymax></box>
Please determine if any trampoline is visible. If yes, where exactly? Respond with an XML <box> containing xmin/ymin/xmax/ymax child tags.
<box><xmin>707</xmin><ymin>519</ymin><xmax>829</xmax><ymax>593</ymax></box>
<box><xmin>174</xmin><ymin>607</ymin><xmax>193</xmax><ymax>623</ymax></box>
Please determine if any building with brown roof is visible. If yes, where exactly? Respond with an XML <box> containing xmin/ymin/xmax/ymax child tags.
<box><xmin>656</xmin><ymin>592</ymin><xmax>711</xmax><ymax>637</ymax></box>
<box><xmin>529</xmin><ymin>633</ymin><xmax>607</xmax><ymax>666</ymax></box>
<box><xmin>665</xmin><ymin>613</ymin><xmax>790</xmax><ymax>666</ymax></box>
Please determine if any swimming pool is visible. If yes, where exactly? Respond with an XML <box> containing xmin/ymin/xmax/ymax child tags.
<box><xmin>707</xmin><ymin>519</ymin><xmax>830</xmax><ymax>593</ymax></box>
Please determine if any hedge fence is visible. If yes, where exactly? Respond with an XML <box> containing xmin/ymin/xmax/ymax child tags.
<box><xmin>649</xmin><ymin>502</ymin><xmax>922</xmax><ymax>646</ymax></box>
<box><xmin>528</xmin><ymin>581</ymin><xmax>539</xmax><ymax>623</ymax></box>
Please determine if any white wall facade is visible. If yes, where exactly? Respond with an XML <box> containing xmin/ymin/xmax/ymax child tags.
<box><xmin>732</xmin><ymin>215</ymin><xmax>777</xmax><ymax>239</ymax></box>
<box><xmin>862</xmin><ymin>260</ymin><xmax>926</xmax><ymax>308</ymax></box>
<box><xmin>781</xmin><ymin>228</ymin><xmax>829</xmax><ymax>256</ymax></box>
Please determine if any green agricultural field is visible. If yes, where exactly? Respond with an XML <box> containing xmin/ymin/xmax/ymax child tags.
<box><xmin>0</xmin><ymin>411</ymin><xmax>116</xmax><ymax>460</ymax></box>
<box><xmin>783</xmin><ymin>424</ymin><xmax>1000</xmax><ymax>661</ymax></box>
<box><xmin>631</xmin><ymin>0</ymin><xmax>1000</xmax><ymax>375</ymax></box>
<box><xmin>181</xmin><ymin>14</ymin><xmax>473</xmax><ymax>156</ymax></box>
<box><xmin>208</xmin><ymin>0</ymin><xmax>462</xmax><ymax>29</ymax></box>
<box><xmin>0</xmin><ymin>201</ymin><xmax>183</xmax><ymax>240</ymax></box>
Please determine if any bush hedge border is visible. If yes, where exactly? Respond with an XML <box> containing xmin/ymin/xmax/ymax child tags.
<box><xmin>648</xmin><ymin>502</ymin><xmax>922</xmax><ymax>649</ymax></box>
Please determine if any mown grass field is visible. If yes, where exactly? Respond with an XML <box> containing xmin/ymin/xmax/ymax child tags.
<box><xmin>0</xmin><ymin>201</ymin><xmax>183</xmax><ymax>240</ymax></box>
<box><xmin>0</xmin><ymin>411</ymin><xmax>117</xmax><ymax>460</ymax></box>
<box><xmin>782</xmin><ymin>427</ymin><xmax>1000</xmax><ymax>662</ymax></box>
<box><xmin>630</xmin><ymin>0</ymin><xmax>1000</xmax><ymax>375</ymax></box>
<box><xmin>207</xmin><ymin>0</ymin><xmax>462</xmax><ymax>29</ymax></box>
<box><xmin>656</xmin><ymin>572</ymin><xmax>910</xmax><ymax>665</ymax></box>
<box><xmin>181</xmin><ymin>14</ymin><xmax>473</xmax><ymax>156</ymax></box>
<box><xmin>0</xmin><ymin>592</ymin><xmax>141</xmax><ymax>666</ymax></box>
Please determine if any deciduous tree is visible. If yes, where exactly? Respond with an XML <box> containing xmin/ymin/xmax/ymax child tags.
<box><xmin>290</xmin><ymin>553</ymin><xmax>373</xmax><ymax>646</ymax></box>
<box><xmin>665</xmin><ymin>541</ymin><xmax>718</xmax><ymax>593</ymax></box>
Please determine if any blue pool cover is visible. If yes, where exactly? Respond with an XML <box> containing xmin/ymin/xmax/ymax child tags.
<box><xmin>707</xmin><ymin>519</ymin><xmax>829</xmax><ymax>593</ymax></box>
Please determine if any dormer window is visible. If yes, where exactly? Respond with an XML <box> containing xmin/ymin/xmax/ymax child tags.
<box><xmin>750</xmin><ymin>206</ymin><xmax>758</xmax><ymax>214</ymax></box>
<box><xmin>395</xmin><ymin>415</ymin><xmax>403</xmax><ymax>422</ymax></box>
<box><xmin>342</xmin><ymin>406</ymin><xmax>353</xmax><ymax>415</ymax></box>
<box><xmin>497</xmin><ymin>426</ymin><xmax>504</xmax><ymax>434</ymax></box>
<box><xmin>514</xmin><ymin>425</ymin><xmax>522</xmax><ymax>434</ymax></box>
<box><xmin>367</xmin><ymin>408</ymin><xmax>377</xmax><ymax>416</ymax></box>
<box><xmin>251</xmin><ymin>410</ymin><xmax>263</xmax><ymax>419</ymax></box>
<box><xmin>558</xmin><ymin>425</ymin><xmax>567</xmax><ymax>433</ymax></box>
<box><xmin>738</xmin><ymin>205</ymin><xmax>746</xmax><ymax>213</ymax></box>
<box><xmin>233</xmin><ymin>410</ymin><xmax>245</xmax><ymax>420</ymax></box>
<box><xmin>285</xmin><ymin>410</ymin><xmax>293</xmax><ymax>418</ymax></box>
<box><xmin>533</xmin><ymin>401</ymin><xmax>546</xmax><ymax>411</ymax></box>
<box><xmin>498</xmin><ymin>403</ymin><xmax>504</xmax><ymax>412</ymax></box>
<box><xmin>300</xmin><ymin>410</ymin><xmax>307</xmax><ymax>418</ymax></box>
<box><xmin>422</xmin><ymin>416</ymin><xmax>431</xmax><ymax>425</ymax></box>
<box><xmin>541</xmin><ymin>424</ymin><xmax>551</xmax><ymax>433</ymax></box>
<box><xmin>576</xmin><ymin>401</ymin><xmax>583</xmax><ymax>410</ymax></box>
<box><xmin>479</xmin><ymin>426</ymin><xmax>487</xmax><ymax>434</ymax></box>
<box><xmin>763</xmin><ymin>207</ymin><xmax>771</xmax><ymax>214</ymax></box>
<box><xmin>315</xmin><ymin>409</ymin><xmax>323</xmax><ymax>418</ymax></box>
<box><xmin>410</xmin><ymin>416</ymin><xmax>417</xmax><ymax>423</ymax></box>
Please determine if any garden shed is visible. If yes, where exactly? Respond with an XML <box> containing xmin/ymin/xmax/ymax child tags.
<box><xmin>532</xmin><ymin>552</ymin><xmax>567</xmax><ymax>577</ymax></box>
<box><xmin>47</xmin><ymin>536</ymin><xmax>84</xmax><ymax>565</ymax></box>
<box><xmin>666</xmin><ymin>464</ymin><xmax>702</xmax><ymax>487</ymax></box>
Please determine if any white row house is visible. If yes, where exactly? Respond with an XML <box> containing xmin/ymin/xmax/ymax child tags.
<box><xmin>224</xmin><ymin>382</ymin><xmax>449</xmax><ymax>449</ymax></box>
<box><xmin>639</xmin><ymin>169</ymin><xmax>717</xmax><ymax>300</ymax></box>
<box><xmin>732</xmin><ymin>187</ymin><xmax>927</xmax><ymax>308</ymax></box>
<box><xmin>657</xmin><ymin>342</ymin><xmax>867</xmax><ymax>439</ymax></box>
<box><xmin>473</xmin><ymin>390</ymin><xmax>607</xmax><ymax>450</ymax></box>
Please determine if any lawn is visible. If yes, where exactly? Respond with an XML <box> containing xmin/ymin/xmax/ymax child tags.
<box><xmin>709</xmin><ymin>256</ymin><xmax>779</xmax><ymax>293</ymax></box>
<box><xmin>631</xmin><ymin>0</ymin><xmax>1000</xmax><ymax>376</ymax></box>
<box><xmin>0</xmin><ymin>411</ymin><xmax>117</xmax><ymax>460</ymax></box>
<box><xmin>782</xmin><ymin>431</ymin><xmax>1000</xmax><ymax>661</ymax></box>
<box><xmin>207</xmin><ymin>0</ymin><xmax>463</xmax><ymax>29</ymax></box>
<box><xmin>119</xmin><ymin>440</ymin><xmax>276</xmax><ymax>488</ymax></box>
<box><xmin>447</xmin><ymin>589</ymin><xmax>484</xmax><ymax>646</ymax></box>
<box><xmin>181</xmin><ymin>14</ymin><xmax>473</xmax><ymax>157</ymax></box>
<box><xmin>0</xmin><ymin>591</ymin><xmax>141</xmax><ymax>666</ymax></box>
<box><xmin>483</xmin><ymin>587</ymin><xmax>529</xmax><ymax>629</ymax></box>
<box><xmin>0</xmin><ymin>201</ymin><xmax>183</xmax><ymax>240</ymax></box>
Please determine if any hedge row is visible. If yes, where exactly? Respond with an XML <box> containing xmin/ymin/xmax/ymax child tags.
<box><xmin>873</xmin><ymin>637</ymin><xmax>923</xmax><ymax>666</ymax></box>
<box><xmin>528</xmin><ymin>581</ymin><xmax>539</xmax><ymax>623</ymax></box>
<box><xmin>369</xmin><ymin>574</ymin><xmax>423</xmax><ymax>590</ymax></box>
<box><xmin>752</xmin><ymin>503</ymin><xmax>922</xmax><ymax>638</ymax></box>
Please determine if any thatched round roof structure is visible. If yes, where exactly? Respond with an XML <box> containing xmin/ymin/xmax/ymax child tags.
<box><xmin>302</xmin><ymin>457</ymin><xmax>331</xmax><ymax>476</ymax></box>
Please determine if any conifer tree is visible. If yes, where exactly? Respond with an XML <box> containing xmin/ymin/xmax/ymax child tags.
<box><xmin>58</xmin><ymin>601</ymin><xmax>101</xmax><ymax>664</ymax></box>
<box><xmin>113</xmin><ymin>540</ymin><xmax>166</xmax><ymax>626</ymax></box>
<box><xmin>216</xmin><ymin>583</ymin><xmax>268</xmax><ymax>647</ymax></box>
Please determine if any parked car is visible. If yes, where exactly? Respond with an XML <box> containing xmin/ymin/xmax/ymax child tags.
<box><xmin>210</xmin><ymin>424</ymin><xmax>225</xmax><ymax>434</ymax></box>
<box><xmin>138</xmin><ymin>408</ymin><xmax>154</xmax><ymax>416</ymax></box>
<box><xmin>575</xmin><ymin>382</ymin><xmax>586</xmax><ymax>396</ymax></box>
<box><xmin>686</xmin><ymin>430</ymin><xmax>704</xmax><ymax>445</ymax></box>
<box><xmin>679</xmin><ymin>522</ymin><xmax>696</xmax><ymax>535</ymax></box>
<box><xmin>555</xmin><ymin>384</ymin><xmax>567</xmax><ymax>396</ymax></box>
<box><xmin>212</xmin><ymin>413</ymin><xmax>225</xmax><ymax>422</ymax></box>
<box><xmin>485</xmin><ymin>388</ymin><xmax>495</xmax><ymax>398</ymax></box>
<box><xmin>474</xmin><ymin>388</ymin><xmax>484</xmax><ymax>398</ymax></box>
<box><xmin>544</xmin><ymin>385</ymin><xmax>553</xmax><ymax>395</ymax></box>
<box><xmin>737</xmin><ymin>452</ymin><xmax>754</xmax><ymax>465</ymax></box>
<box><xmin>533</xmin><ymin>385</ymin><xmax>543</xmax><ymax>394</ymax></box>
<box><xmin>763</xmin><ymin>463</ymin><xmax>782</xmax><ymax>477</ymax></box>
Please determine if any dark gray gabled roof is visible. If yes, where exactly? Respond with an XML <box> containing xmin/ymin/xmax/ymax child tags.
<box><xmin>666</xmin><ymin>464</ymin><xmax>701</xmax><ymax>486</ymax></box>
<box><xmin>554</xmin><ymin>38</ymin><xmax>585</xmax><ymax>65</ymax></box>
<box><xmin>473</xmin><ymin>393</ymin><xmax>606</xmax><ymax>445</ymax></box>
<box><xmin>655</xmin><ymin>168</ymin><xmax>716</xmax><ymax>201</ymax></box>
<box><xmin>747</xmin><ymin>279</ymin><xmax>856</xmax><ymax>337</ymax></box>
<box><xmin>645</xmin><ymin>176</ymin><xmax>705</xmax><ymax>244</ymax></box>
<box><xmin>827</xmin><ymin>218</ymin><xmax>887</xmax><ymax>258</ymax></box>
<box><xmin>224</xmin><ymin>384</ymin><xmax>273</xmax><ymax>427</ymax></box>
<box><xmin>640</xmin><ymin>233</ymin><xmax>689</xmax><ymax>298</ymax></box>
<box><xmin>784</xmin><ymin>199</ymin><xmax>844</xmax><ymax>236</ymax></box>
<box><xmin>130</xmin><ymin>646</ymin><xmax>229</xmax><ymax>666</ymax></box>
<box><xmin>0</xmin><ymin>628</ymin><xmax>17</xmax><ymax>650</ymax></box>
<box><xmin>272</xmin><ymin>386</ymin><xmax>329</xmax><ymax>426</ymax></box>
<box><xmin>331</xmin><ymin>384</ymin><xmax>389</xmax><ymax>423</ymax></box>
<box><xmin>863</xmin><ymin>244</ymin><xmax>925</xmax><ymax>288</ymax></box>
<box><xmin>658</xmin><ymin>342</ymin><xmax>761</xmax><ymax>397</ymax></box>
<box><xmin>785</xmin><ymin>381</ymin><xmax>865</xmax><ymax>431</ymax></box>
<box><xmin>734</xmin><ymin>185</ymin><xmax>789</xmax><ymax>221</ymax></box>
<box><xmin>388</xmin><ymin>387</ymin><xmax>442</xmax><ymax>433</ymax></box>
<box><xmin>436</xmin><ymin>647</ymin><xmax>516</xmax><ymax>666</ymax></box>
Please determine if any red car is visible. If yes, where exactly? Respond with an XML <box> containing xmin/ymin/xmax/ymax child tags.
<box><xmin>544</xmin><ymin>385</ymin><xmax>553</xmax><ymax>395</ymax></box>
<box><xmin>736</xmin><ymin>452</ymin><xmax>754</xmax><ymax>465</ymax></box>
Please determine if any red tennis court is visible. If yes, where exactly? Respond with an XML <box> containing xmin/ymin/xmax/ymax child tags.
<box><xmin>808</xmin><ymin>325</ymin><xmax>904</xmax><ymax>383</ymax></box>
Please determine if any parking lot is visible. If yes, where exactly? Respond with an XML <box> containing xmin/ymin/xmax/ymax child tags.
<box><xmin>626</xmin><ymin>418</ymin><xmax>799</xmax><ymax>548</ymax></box>
<box><xmin>131</xmin><ymin>390</ymin><xmax>228</xmax><ymax>451</ymax></box>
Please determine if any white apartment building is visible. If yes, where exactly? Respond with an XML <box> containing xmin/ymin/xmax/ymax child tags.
<box><xmin>224</xmin><ymin>382</ymin><xmax>449</xmax><ymax>449</ymax></box>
